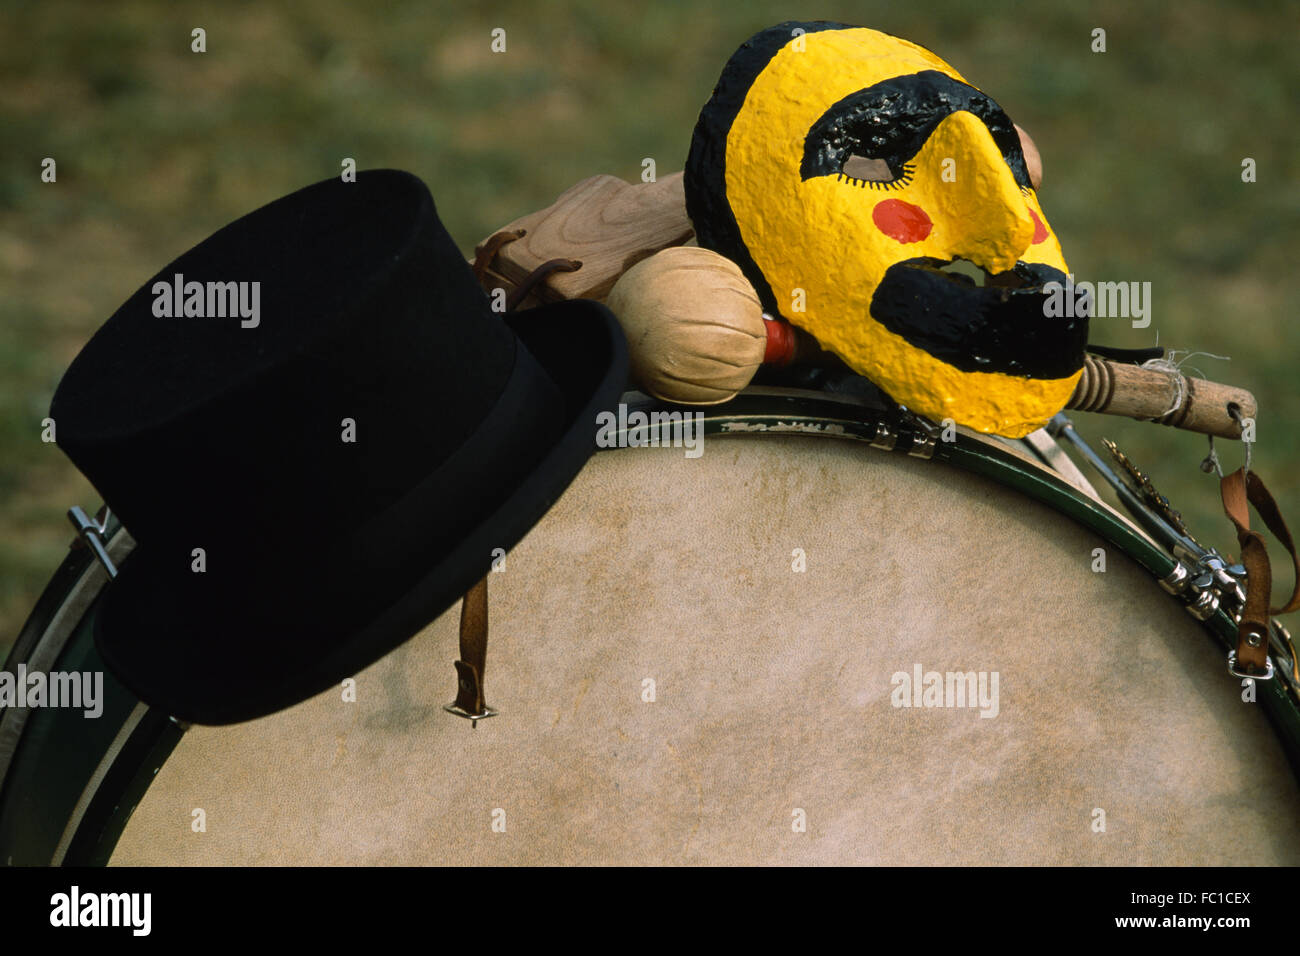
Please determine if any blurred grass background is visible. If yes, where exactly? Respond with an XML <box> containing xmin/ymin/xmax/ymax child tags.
<box><xmin>2</xmin><ymin>0</ymin><xmax>1296</xmax><ymax>658</ymax></box>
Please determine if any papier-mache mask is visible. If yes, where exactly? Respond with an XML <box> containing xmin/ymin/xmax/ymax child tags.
<box><xmin>685</xmin><ymin>21</ymin><xmax>1088</xmax><ymax>437</ymax></box>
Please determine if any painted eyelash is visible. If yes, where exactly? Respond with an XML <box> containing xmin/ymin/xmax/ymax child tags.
<box><xmin>835</xmin><ymin>163</ymin><xmax>916</xmax><ymax>191</ymax></box>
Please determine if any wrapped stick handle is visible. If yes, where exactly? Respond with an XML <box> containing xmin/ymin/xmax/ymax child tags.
<box><xmin>1066</xmin><ymin>353</ymin><xmax>1255</xmax><ymax>440</ymax></box>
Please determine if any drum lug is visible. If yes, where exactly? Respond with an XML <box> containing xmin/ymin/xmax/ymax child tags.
<box><xmin>67</xmin><ymin>506</ymin><xmax>118</xmax><ymax>580</ymax></box>
<box><xmin>1184</xmin><ymin>549</ymin><xmax>1248</xmax><ymax>614</ymax></box>
<box><xmin>1183</xmin><ymin>585</ymin><xmax>1219</xmax><ymax>621</ymax></box>
<box><xmin>1165</xmin><ymin>551</ymin><xmax>1250</xmax><ymax>626</ymax></box>
<box><xmin>1159</xmin><ymin>562</ymin><xmax>1190</xmax><ymax>595</ymax></box>
<box><xmin>869</xmin><ymin>421</ymin><xmax>897</xmax><ymax>451</ymax></box>
<box><xmin>908</xmin><ymin>430</ymin><xmax>938</xmax><ymax>460</ymax></box>
<box><xmin>896</xmin><ymin>406</ymin><xmax>940</xmax><ymax>459</ymax></box>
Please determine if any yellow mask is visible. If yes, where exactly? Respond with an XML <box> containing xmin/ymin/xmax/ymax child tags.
<box><xmin>685</xmin><ymin>22</ymin><xmax>1087</xmax><ymax>437</ymax></box>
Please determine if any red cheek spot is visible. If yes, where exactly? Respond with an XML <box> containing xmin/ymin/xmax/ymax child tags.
<box><xmin>1029</xmin><ymin>208</ymin><xmax>1049</xmax><ymax>244</ymax></box>
<box><xmin>872</xmin><ymin>199</ymin><xmax>932</xmax><ymax>243</ymax></box>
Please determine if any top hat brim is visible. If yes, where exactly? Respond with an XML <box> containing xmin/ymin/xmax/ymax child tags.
<box><xmin>92</xmin><ymin>299</ymin><xmax>628</xmax><ymax>725</ymax></box>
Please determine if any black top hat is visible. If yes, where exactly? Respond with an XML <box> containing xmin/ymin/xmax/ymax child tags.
<box><xmin>50</xmin><ymin>169</ymin><xmax>628</xmax><ymax>724</ymax></box>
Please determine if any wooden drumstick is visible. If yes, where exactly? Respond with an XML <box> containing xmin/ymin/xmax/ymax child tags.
<box><xmin>1066</xmin><ymin>352</ymin><xmax>1255</xmax><ymax>440</ymax></box>
<box><xmin>608</xmin><ymin>248</ymin><xmax>1258</xmax><ymax>439</ymax></box>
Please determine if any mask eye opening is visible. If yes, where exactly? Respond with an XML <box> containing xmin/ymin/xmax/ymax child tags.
<box><xmin>838</xmin><ymin>159</ymin><xmax>914</xmax><ymax>190</ymax></box>
<box><xmin>843</xmin><ymin>155</ymin><xmax>893</xmax><ymax>182</ymax></box>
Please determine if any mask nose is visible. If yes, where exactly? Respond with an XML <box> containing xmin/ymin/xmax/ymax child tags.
<box><xmin>916</xmin><ymin>110</ymin><xmax>1034</xmax><ymax>274</ymax></box>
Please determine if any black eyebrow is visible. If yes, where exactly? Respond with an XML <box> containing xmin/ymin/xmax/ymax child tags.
<box><xmin>801</xmin><ymin>70</ymin><xmax>1030</xmax><ymax>187</ymax></box>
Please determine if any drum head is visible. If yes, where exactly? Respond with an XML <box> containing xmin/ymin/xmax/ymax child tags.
<box><xmin>111</xmin><ymin>435</ymin><xmax>1300</xmax><ymax>865</ymax></box>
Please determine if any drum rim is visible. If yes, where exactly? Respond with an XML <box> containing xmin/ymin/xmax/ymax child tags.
<box><xmin>0</xmin><ymin>521</ymin><xmax>182</xmax><ymax>866</ymax></box>
<box><xmin>4</xmin><ymin>386</ymin><xmax>1299</xmax><ymax>865</ymax></box>
<box><xmin>0</xmin><ymin>522</ymin><xmax>129</xmax><ymax>788</ymax></box>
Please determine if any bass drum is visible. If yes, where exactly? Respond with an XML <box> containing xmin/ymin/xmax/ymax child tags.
<box><xmin>110</xmin><ymin>391</ymin><xmax>1300</xmax><ymax>865</ymax></box>
<box><xmin>2</xmin><ymin>390</ymin><xmax>1297</xmax><ymax>865</ymax></box>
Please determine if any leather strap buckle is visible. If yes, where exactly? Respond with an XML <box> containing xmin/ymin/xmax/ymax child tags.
<box><xmin>1220</xmin><ymin>467</ymin><xmax>1299</xmax><ymax>681</ymax></box>
<box><xmin>1227</xmin><ymin>648</ymin><xmax>1274</xmax><ymax>681</ymax></box>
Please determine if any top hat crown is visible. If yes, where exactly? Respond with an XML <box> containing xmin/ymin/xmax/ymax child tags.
<box><xmin>51</xmin><ymin>169</ymin><xmax>628</xmax><ymax>724</ymax></box>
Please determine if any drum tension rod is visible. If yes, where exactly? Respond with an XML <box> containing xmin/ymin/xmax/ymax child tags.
<box><xmin>67</xmin><ymin>506</ymin><xmax>118</xmax><ymax>580</ymax></box>
<box><xmin>1050</xmin><ymin>414</ymin><xmax>1278</xmax><ymax>682</ymax></box>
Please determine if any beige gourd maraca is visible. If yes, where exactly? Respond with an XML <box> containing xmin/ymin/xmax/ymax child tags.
<box><xmin>606</xmin><ymin>247</ymin><xmax>768</xmax><ymax>405</ymax></box>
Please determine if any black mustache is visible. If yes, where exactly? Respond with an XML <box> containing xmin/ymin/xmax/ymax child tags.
<box><xmin>869</xmin><ymin>259</ymin><xmax>1088</xmax><ymax>379</ymax></box>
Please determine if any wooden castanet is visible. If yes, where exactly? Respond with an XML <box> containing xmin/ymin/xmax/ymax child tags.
<box><xmin>475</xmin><ymin>173</ymin><xmax>693</xmax><ymax>305</ymax></box>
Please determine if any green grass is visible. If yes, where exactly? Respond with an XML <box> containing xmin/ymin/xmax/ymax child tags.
<box><xmin>2</xmin><ymin>0</ymin><xmax>1297</xmax><ymax>657</ymax></box>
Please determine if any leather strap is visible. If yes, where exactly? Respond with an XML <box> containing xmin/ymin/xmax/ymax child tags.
<box><xmin>506</xmin><ymin>258</ymin><xmax>581</xmax><ymax>311</ymax></box>
<box><xmin>471</xmin><ymin>229</ymin><xmax>525</xmax><ymax>283</ymax></box>
<box><xmin>448</xmin><ymin>576</ymin><xmax>492</xmax><ymax>724</ymax></box>
<box><xmin>448</xmin><ymin>224</ymin><xmax>516</xmax><ymax>724</ymax></box>
<box><xmin>1221</xmin><ymin>468</ymin><xmax>1300</xmax><ymax>674</ymax></box>
<box><xmin>471</xmin><ymin>230</ymin><xmax>581</xmax><ymax>309</ymax></box>
<box><xmin>449</xmin><ymin>250</ymin><xmax>583</xmax><ymax>723</ymax></box>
